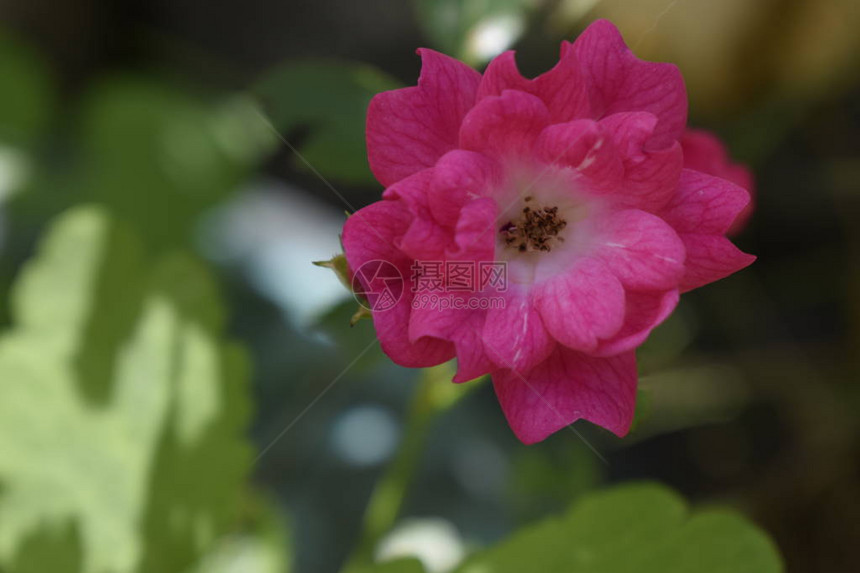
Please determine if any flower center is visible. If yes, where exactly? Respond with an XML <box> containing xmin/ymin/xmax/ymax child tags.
<box><xmin>499</xmin><ymin>196</ymin><xmax>567</xmax><ymax>253</ymax></box>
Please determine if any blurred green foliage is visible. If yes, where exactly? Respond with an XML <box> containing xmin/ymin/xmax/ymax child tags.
<box><xmin>414</xmin><ymin>0</ymin><xmax>533</xmax><ymax>65</ymax></box>
<box><xmin>0</xmin><ymin>31</ymin><xmax>53</xmax><ymax>147</ymax></box>
<box><xmin>254</xmin><ymin>61</ymin><xmax>400</xmax><ymax>185</ymax></box>
<box><xmin>356</xmin><ymin>559</ymin><xmax>425</xmax><ymax>573</ymax></box>
<box><xmin>0</xmin><ymin>207</ymin><xmax>282</xmax><ymax>573</ymax></box>
<box><xmin>75</xmin><ymin>80</ymin><xmax>275</xmax><ymax>250</ymax></box>
<box><xmin>454</xmin><ymin>482</ymin><xmax>783</xmax><ymax>573</ymax></box>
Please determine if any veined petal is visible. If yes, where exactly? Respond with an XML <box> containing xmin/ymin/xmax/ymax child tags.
<box><xmin>478</xmin><ymin>48</ymin><xmax>590</xmax><ymax>122</ymax></box>
<box><xmin>483</xmin><ymin>289</ymin><xmax>556</xmax><ymax>372</ymax></box>
<box><xmin>572</xmin><ymin>19</ymin><xmax>687</xmax><ymax>149</ymax></box>
<box><xmin>492</xmin><ymin>348</ymin><xmax>637</xmax><ymax>444</ymax></box>
<box><xmin>681</xmin><ymin>130</ymin><xmax>754</xmax><ymax>234</ymax></box>
<box><xmin>535</xmin><ymin>120</ymin><xmax>624</xmax><ymax>193</ymax></box>
<box><xmin>367</xmin><ymin>49</ymin><xmax>480</xmax><ymax>186</ymax></box>
<box><xmin>594</xmin><ymin>289</ymin><xmax>679</xmax><ymax>356</ymax></box>
<box><xmin>591</xmin><ymin>209</ymin><xmax>686</xmax><ymax>290</ymax></box>
<box><xmin>599</xmin><ymin>112</ymin><xmax>683</xmax><ymax>211</ymax></box>
<box><xmin>661</xmin><ymin>169</ymin><xmax>751</xmax><ymax>235</ymax></box>
<box><xmin>534</xmin><ymin>257</ymin><xmax>626</xmax><ymax>353</ymax></box>
<box><xmin>383</xmin><ymin>170</ymin><xmax>450</xmax><ymax>261</ymax></box>
<box><xmin>679</xmin><ymin>234</ymin><xmax>756</xmax><ymax>292</ymax></box>
<box><xmin>459</xmin><ymin>90</ymin><xmax>550</xmax><ymax>159</ymax></box>
<box><xmin>342</xmin><ymin>200</ymin><xmax>455</xmax><ymax>367</ymax></box>
<box><xmin>428</xmin><ymin>150</ymin><xmax>502</xmax><ymax>227</ymax></box>
<box><xmin>409</xmin><ymin>300</ymin><xmax>494</xmax><ymax>383</ymax></box>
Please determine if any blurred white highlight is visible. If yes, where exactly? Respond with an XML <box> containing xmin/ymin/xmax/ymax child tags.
<box><xmin>376</xmin><ymin>518</ymin><xmax>466</xmax><ymax>573</ymax></box>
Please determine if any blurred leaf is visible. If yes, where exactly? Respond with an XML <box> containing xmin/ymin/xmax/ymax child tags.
<box><xmin>414</xmin><ymin>0</ymin><xmax>531</xmax><ymax>65</ymax></box>
<box><xmin>254</xmin><ymin>61</ymin><xmax>400</xmax><ymax>184</ymax></box>
<box><xmin>0</xmin><ymin>30</ymin><xmax>54</xmax><ymax>146</ymax></box>
<box><xmin>78</xmin><ymin>79</ymin><xmax>274</xmax><ymax>249</ymax></box>
<box><xmin>509</xmin><ymin>442</ymin><xmax>601</xmax><ymax>523</ymax></box>
<box><xmin>353</xmin><ymin>558</ymin><xmax>426</xmax><ymax>573</ymax></box>
<box><xmin>629</xmin><ymin>387</ymin><xmax>652</xmax><ymax>432</ymax></box>
<box><xmin>7</xmin><ymin>521</ymin><xmax>83</xmax><ymax>573</ymax></box>
<box><xmin>187</xmin><ymin>495</ymin><xmax>291</xmax><ymax>573</ymax></box>
<box><xmin>0</xmin><ymin>206</ymin><xmax>254</xmax><ymax>573</ymax></box>
<box><xmin>455</xmin><ymin>482</ymin><xmax>783</xmax><ymax>573</ymax></box>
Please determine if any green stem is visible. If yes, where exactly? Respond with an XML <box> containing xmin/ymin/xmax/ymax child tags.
<box><xmin>342</xmin><ymin>363</ymin><xmax>480</xmax><ymax>571</ymax></box>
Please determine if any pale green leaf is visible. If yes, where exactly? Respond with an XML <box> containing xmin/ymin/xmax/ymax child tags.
<box><xmin>0</xmin><ymin>206</ymin><xmax>254</xmax><ymax>573</ymax></box>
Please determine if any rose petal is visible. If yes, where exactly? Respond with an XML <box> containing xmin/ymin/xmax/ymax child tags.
<box><xmin>534</xmin><ymin>257</ymin><xmax>626</xmax><ymax>352</ymax></box>
<box><xmin>599</xmin><ymin>112</ymin><xmax>683</xmax><ymax>211</ymax></box>
<box><xmin>383</xmin><ymin>170</ymin><xmax>450</xmax><ymax>260</ymax></box>
<box><xmin>662</xmin><ymin>169</ymin><xmax>751</xmax><ymax>236</ymax></box>
<box><xmin>367</xmin><ymin>49</ymin><xmax>480</xmax><ymax>186</ymax></box>
<box><xmin>343</xmin><ymin>200</ymin><xmax>455</xmax><ymax>366</ymax></box>
<box><xmin>428</xmin><ymin>150</ymin><xmax>502</xmax><ymax>227</ymax></box>
<box><xmin>478</xmin><ymin>48</ymin><xmax>590</xmax><ymax>122</ymax></box>
<box><xmin>492</xmin><ymin>348</ymin><xmax>638</xmax><ymax>443</ymax></box>
<box><xmin>572</xmin><ymin>19</ymin><xmax>687</xmax><ymax>149</ymax></box>
<box><xmin>483</xmin><ymin>289</ymin><xmax>556</xmax><ymax>372</ymax></box>
<box><xmin>591</xmin><ymin>209</ymin><xmax>686</xmax><ymax>290</ymax></box>
<box><xmin>459</xmin><ymin>90</ymin><xmax>550</xmax><ymax>159</ymax></box>
<box><xmin>679</xmin><ymin>234</ymin><xmax>756</xmax><ymax>292</ymax></box>
<box><xmin>535</xmin><ymin>119</ymin><xmax>624</xmax><ymax>193</ymax></box>
<box><xmin>409</xmin><ymin>300</ymin><xmax>494</xmax><ymax>382</ymax></box>
<box><xmin>594</xmin><ymin>289</ymin><xmax>679</xmax><ymax>356</ymax></box>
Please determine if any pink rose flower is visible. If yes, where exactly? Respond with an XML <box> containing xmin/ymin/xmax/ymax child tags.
<box><xmin>342</xmin><ymin>19</ymin><xmax>754</xmax><ymax>444</ymax></box>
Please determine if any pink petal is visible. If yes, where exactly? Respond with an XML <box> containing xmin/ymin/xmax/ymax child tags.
<box><xmin>533</xmin><ymin>257</ymin><xmax>626</xmax><ymax>353</ymax></box>
<box><xmin>482</xmin><ymin>289</ymin><xmax>556</xmax><ymax>372</ymax></box>
<box><xmin>478</xmin><ymin>48</ymin><xmax>590</xmax><ymax>122</ymax></box>
<box><xmin>679</xmin><ymin>234</ymin><xmax>756</xmax><ymax>292</ymax></box>
<box><xmin>476</xmin><ymin>51</ymin><xmax>531</xmax><ymax>99</ymax></box>
<box><xmin>572</xmin><ymin>19</ymin><xmax>687</xmax><ymax>149</ymax></box>
<box><xmin>599</xmin><ymin>112</ymin><xmax>683</xmax><ymax>211</ymax></box>
<box><xmin>492</xmin><ymin>348</ymin><xmax>638</xmax><ymax>443</ymax></box>
<box><xmin>383</xmin><ymin>170</ymin><xmax>450</xmax><ymax>261</ymax></box>
<box><xmin>594</xmin><ymin>289</ymin><xmax>679</xmax><ymax>356</ymax></box>
<box><xmin>591</xmin><ymin>209</ymin><xmax>686</xmax><ymax>290</ymax></box>
<box><xmin>660</xmin><ymin>169</ymin><xmax>751</xmax><ymax>235</ymax></box>
<box><xmin>680</xmin><ymin>129</ymin><xmax>754</xmax><ymax>234</ymax></box>
<box><xmin>428</xmin><ymin>150</ymin><xmax>502</xmax><ymax>227</ymax></box>
<box><xmin>448</xmin><ymin>197</ymin><xmax>498</xmax><ymax>263</ymax></box>
<box><xmin>459</xmin><ymin>90</ymin><xmax>550</xmax><ymax>159</ymax></box>
<box><xmin>534</xmin><ymin>120</ymin><xmax>624</xmax><ymax>193</ymax></box>
<box><xmin>409</xmin><ymin>301</ymin><xmax>494</xmax><ymax>382</ymax></box>
<box><xmin>681</xmin><ymin>129</ymin><xmax>753</xmax><ymax>190</ymax></box>
<box><xmin>342</xmin><ymin>200</ymin><xmax>455</xmax><ymax>367</ymax></box>
<box><xmin>367</xmin><ymin>49</ymin><xmax>481</xmax><ymax>186</ymax></box>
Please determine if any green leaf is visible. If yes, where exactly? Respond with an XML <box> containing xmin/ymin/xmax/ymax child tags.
<box><xmin>0</xmin><ymin>29</ymin><xmax>54</xmax><ymax>146</ymax></box>
<box><xmin>352</xmin><ymin>557</ymin><xmax>426</xmax><ymax>573</ymax></box>
<box><xmin>6</xmin><ymin>521</ymin><xmax>83</xmax><ymax>573</ymax></box>
<box><xmin>186</xmin><ymin>495</ymin><xmax>292</xmax><ymax>573</ymax></box>
<box><xmin>78</xmin><ymin>79</ymin><xmax>275</xmax><ymax>249</ymax></box>
<box><xmin>455</xmin><ymin>482</ymin><xmax>783</xmax><ymax>573</ymax></box>
<box><xmin>0</xmin><ymin>206</ymin><xmax>254</xmax><ymax>573</ymax></box>
<box><xmin>254</xmin><ymin>61</ymin><xmax>401</xmax><ymax>184</ymax></box>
